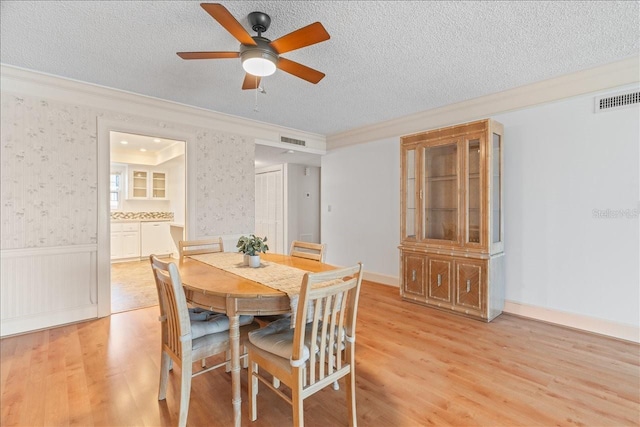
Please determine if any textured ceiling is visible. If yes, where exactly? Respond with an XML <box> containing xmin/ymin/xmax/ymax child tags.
<box><xmin>1</xmin><ymin>1</ymin><xmax>638</xmax><ymax>138</ymax></box>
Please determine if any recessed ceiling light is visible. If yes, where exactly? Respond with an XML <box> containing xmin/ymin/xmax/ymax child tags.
<box><xmin>286</xmin><ymin>150</ymin><xmax>295</xmax><ymax>154</ymax></box>
<box><xmin>140</xmin><ymin>148</ymin><xmax>147</xmax><ymax>152</ymax></box>
<box><xmin>120</xmin><ymin>140</ymin><xmax>128</xmax><ymax>145</ymax></box>
<box><xmin>153</xmin><ymin>138</ymin><xmax>161</xmax><ymax>143</ymax></box>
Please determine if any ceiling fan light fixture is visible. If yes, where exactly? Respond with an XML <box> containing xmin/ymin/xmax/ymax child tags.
<box><xmin>242</xmin><ymin>57</ymin><xmax>276</xmax><ymax>77</ymax></box>
<box><xmin>241</xmin><ymin>50</ymin><xmax>277</xmax><ymax>77</ymax></box>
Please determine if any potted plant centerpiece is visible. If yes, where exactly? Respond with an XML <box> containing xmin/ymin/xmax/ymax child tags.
<box><xmin>236</xmin><ymin>235</ymin><xmax>250</xmax><ymax>265</ymax></box>
<box><xmin>237</xmin><ymin>234</ymin><xmax>269</xmax><ymax>267</ymax></box>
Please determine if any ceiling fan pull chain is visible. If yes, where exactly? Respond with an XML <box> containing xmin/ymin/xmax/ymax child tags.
<box><xmin>254</xmin><ymin>75</ymin><xmax>259</xmax><ymax>112</ymax></box>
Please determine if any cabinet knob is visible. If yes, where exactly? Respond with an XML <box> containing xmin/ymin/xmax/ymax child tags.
<box><xmin>466</xmin><ymin>279</ymin><xmax>471</xmax><ymax>292</ymax></box>
<box><xmin>412</xmin><ymin>270</ymin><xmax>416</xmax><ymax>282</ymax></box>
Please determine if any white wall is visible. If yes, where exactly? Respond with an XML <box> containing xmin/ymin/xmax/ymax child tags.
<box><xmin>321</xmin><ymin>137</ymin><xmax>400</xmax><ymax>285</ymax></box>
<box><xmin>286</xmin><ymin>164</ymin><xmax>321</xmax><ymax>247</ymax></box>
<box><xmin>321</xmin><ymin>85</ymin><xmax>639</xmax><ymax>338</ymax></box>
<box><xmin>494</xmin><ymin>86</ymin><xmax>639</xmax><ymax>327</ymax></box>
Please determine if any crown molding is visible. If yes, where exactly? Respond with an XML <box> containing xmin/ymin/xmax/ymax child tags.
<box><xmin>327</xmin><ymin>56</ymin><xmax>640</xmax><ymax>149</ymax></box>
<box><xmin>0</xmin><ymin>64</ymin><xmax>326</xmax><ymax>150</ymax></box>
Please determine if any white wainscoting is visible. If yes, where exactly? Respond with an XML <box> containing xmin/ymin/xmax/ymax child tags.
<box><xmin>0</xmin><ymin>244</ymin><xmax>98</xmax><ymax>337</ymax></box>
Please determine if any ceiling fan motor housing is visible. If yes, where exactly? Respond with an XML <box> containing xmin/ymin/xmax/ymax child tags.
<box><xmin>248</xmin><ymin>11</ymin><xmax>271</xmax><ymax>34</ymax></box>
<box><xmin>240</xmin><ymin>36</ymin><xmax>279</xmax><ymax>65</ymax></box>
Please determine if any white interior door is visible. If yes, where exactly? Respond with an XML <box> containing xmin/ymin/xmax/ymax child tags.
<box><xmin>255</xmin><ymin>167</ymin><xmax>284</xmax><ymax>254</ymax></box>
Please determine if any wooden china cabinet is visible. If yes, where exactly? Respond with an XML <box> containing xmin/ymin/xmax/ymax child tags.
<box><xmin>399</xmin><ymin>119</ymin><xmax>505</xmax><ymax>321</ymax></box>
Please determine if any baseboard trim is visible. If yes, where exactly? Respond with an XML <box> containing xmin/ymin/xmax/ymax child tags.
<box><xmin>503</xmin><ymin>300</ymin><xmax>639</xmax><ymax>343</ymax></box>
<box><xmin>363</xmin><ymin>271</ymin><xmax>399</xmax><ymax>287</ymax></box>
<box><xmin>361</xmin><ymin>273</ymin><xmax>639</xmax><ymax>343</ymax></box>
<box><xmin>1</xmin><ymin>305</ymin><xmax>98</xmax><ymax>337</ymax></box>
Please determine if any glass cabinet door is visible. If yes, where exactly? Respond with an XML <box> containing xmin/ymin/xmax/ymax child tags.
<box><xmin>131</xmin><ymin>170</ymin><xmax>148</xmax><ymax>198</ymax></box>
<box><xmin>423</xmin><ymin>142</ymin><xmax>458</xmax><ymax>242</ymax></box>
<box><xmin>466</xmin><ymin>138</ymin><xmax>481</xmax><ymax>244</ymax></box>
<box><xmin>404</xmin><ymin>148</ymin><xmax>417</xmax><ymax>240</ymax></box>
<box><xmin>152</xmin><ymin>172</ymin><xmax>166</xmax><ymax>199</ymax></box>
<box><xmin>491</xmin><ymin>133</ymin><xmax>502</xmax><ymax>245</ymax></box>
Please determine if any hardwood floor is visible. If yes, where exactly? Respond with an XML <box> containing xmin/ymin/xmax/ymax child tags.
<box><xmin>1</xmin><ymin>281</ymin><xmax>638</xmax><ymax>426</ymax></box>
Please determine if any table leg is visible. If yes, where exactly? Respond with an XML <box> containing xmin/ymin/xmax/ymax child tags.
<box><xmin>227</xmin><ymin>298</ymin><xmax>241</xmax><ymax>427</ymax></box>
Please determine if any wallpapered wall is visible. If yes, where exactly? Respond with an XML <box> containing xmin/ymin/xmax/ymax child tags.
<box><xmin>0</xmin><ymin>93</ymin><xmax>255</xmax><ymax>250</ymax></box>
<box><xmin>194</xmin><ymin>130</ymin><xmax>253</xmax><ymax>238</ymax></box>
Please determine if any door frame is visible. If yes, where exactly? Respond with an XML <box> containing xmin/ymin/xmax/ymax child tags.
<box><xmin>97</xmin><ymin>118</ymin><xmax>194</xmax><ymax>317</ymax></box>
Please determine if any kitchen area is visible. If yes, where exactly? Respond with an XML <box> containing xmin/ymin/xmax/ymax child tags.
<box><xmin>110</xmin><ymin>131</ymin><xmax>185</xmax><ymax>312</ymax></box>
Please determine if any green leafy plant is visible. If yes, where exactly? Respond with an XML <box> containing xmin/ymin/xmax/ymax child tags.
<box><xmin>237</xmin><ymin>235</ymin><xmax>269</xmax><ymax>256</ymax></box>
<box><xmin>236</xmin><ymin>235</ymin><xmax>250</xmax><ymax>254</ymax></box>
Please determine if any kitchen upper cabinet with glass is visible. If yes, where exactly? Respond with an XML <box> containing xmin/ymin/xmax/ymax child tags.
<box><xmin>400</xmin><ymin>119</ymin><xmax>504</xmax><ymax>321</ymax></box>
<box><xmin>128</xmin><ymin>168</ymin><xmax>167</xmax><ymax>200</ymax></box>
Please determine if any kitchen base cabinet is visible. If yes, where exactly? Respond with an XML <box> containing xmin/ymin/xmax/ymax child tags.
<box><xmin>111</xmin><ymin>222</ymin><xmax>140</xmax><ymax>261</ymax></box>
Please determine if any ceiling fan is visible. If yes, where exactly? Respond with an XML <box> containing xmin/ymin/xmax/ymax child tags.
<box><xmin>177</xmin><ymin>3</ymin><xmax>330</xmax><ymax>90</ymax></box>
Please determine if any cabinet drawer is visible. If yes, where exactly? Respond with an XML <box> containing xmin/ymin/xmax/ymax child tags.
<box><xmin>111</xmin><ymin>223</ymin><xmax>123</xmax><ymax>232</ymax></box>
<box><xmin>122</xmin><ymin>222</ymin><xmax>140</xmax><ymax>232</ymax></box>
<box><xmin>455</xmin><ymin>260</ymin><xmax>485</xmax><ymax>312</ymax></box>
<box><xmin>428</xmin><ymin>258</ymin><xmax>452</xmax><ymax>303</ymax></box>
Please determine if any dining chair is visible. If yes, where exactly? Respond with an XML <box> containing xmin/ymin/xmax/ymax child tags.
<box><xmin>179</xmin><ymin>237</ymin><xmax>227</xmax><ymax>365</ymax></box>
<box><xmin>247</xmin><ymin>263</ymin><xmax>364</xmax><ymax>427</ymax></box>
<box><xmin>289</xmin><ymin>240</ymin><xmax>326</xmax><ymax>262</ymax></box>
<box><xmin>178</xmin><ymin>237</ymin><xmax>224</xmax><ymax>262</ymax></box>
<box><xmin>255</xmin><ymin>240</ymin><xmax>327</xmax><ymax>330</ymax></box>
<box><xmin>150</xmin><ymin>255</ymin><xmax>258</xmax><ymax>427</ymax></box>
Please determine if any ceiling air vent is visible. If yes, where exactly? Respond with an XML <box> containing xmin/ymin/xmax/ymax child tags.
<box><xmin>594</xmin><ymin>90</ymin><xmax>640</xmax><ymax>113</ymax></box>
<box><xmin>281</xmin><ymin>136</ymin><xmax>306</xmax><ymax>147</ymax></box>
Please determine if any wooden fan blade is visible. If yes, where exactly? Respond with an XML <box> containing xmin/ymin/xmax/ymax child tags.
<box><xmin>277</xmin><ymin>57</ymin><xmax>325</xmax><ymax>84</ymax></box>
<box><xmin>177</xmin><ymin>51</ymin><xmax>239</xmax><ymax>60</ymax></box>
<box><xmin>242</xmin><ymin>73</ymin><xmax>261</xmax><ymax>90</ymax></box>
<box><xmin>270</xmin><ymin>22</ymin><xmax>330</xmax><ymax>54</ymax></box>
<box><xmin>201</xmin><ymin>3</ymin><xmax>257</xmax><ymax>46</ymax></box>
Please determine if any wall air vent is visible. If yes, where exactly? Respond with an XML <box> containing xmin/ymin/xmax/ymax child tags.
<box><xmin>281</xmin><ymin>136</ymin><xmax>306</xmax><ymax>147</ymax></box>
<box><xmin>594</xmin><ymin>90</ymin><xmax>640</xmax><ymax>113</ymax></box>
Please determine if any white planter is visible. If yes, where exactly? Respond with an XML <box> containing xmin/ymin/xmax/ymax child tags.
<box><xmin>243</xmin><ymin>254</ymin><xmax>249</xmax><ymax>266</ymax></box>
<box><xmin>248</xmin><ymin>255</ymin><xmax>261</xmax><ymax>268</ymax></box>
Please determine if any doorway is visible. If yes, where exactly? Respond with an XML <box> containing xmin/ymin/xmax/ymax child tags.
<box><xmin>109</xmin><ymin>131</ymin><xmax>186</xmax><ymax>313</ymax></box>
<box><xmin>255</xmin><ymin>165</ymin><xmax>284</xmax><ymax>253</ymax></box>
<box><xmin>254</xmin><ymin>163</ymin><xmax>322</xmax><ymax>255</ymax></box>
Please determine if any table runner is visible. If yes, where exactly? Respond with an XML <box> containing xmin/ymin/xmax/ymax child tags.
<box><xmin>189</xmin><ymin>252</ymin><xmax>340</xmax><ymax>323</ymax></box>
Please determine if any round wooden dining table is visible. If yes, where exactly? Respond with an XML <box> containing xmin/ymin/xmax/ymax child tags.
<box><xmin>178</xmin><ymin>252</ymin><xmax>336</xmax><ymax>427</ymax></box>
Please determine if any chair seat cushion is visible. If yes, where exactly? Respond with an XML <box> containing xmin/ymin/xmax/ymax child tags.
<box><xmin>248</xmin><ymin>318</ymin><xmax>317</xmax><ymax>363</ymax></box>
<box><xmin>189</xmin><ymin>307</ymin><xmax>219</xmax><ymax>321</ymax></box>
<box><xmin>191</xmin><ymin>314</ymin><xmax>254</xmax><ymax>339</ymax></box>
<box><xmin>192</xmin><ymin>328</ymin><xmax>232</xmax><ymax>353</ymax></box>
<box><xmin>192</xmin><ymin>322</ymin><xmax>260</xmax><ymax>360</ymax></box>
